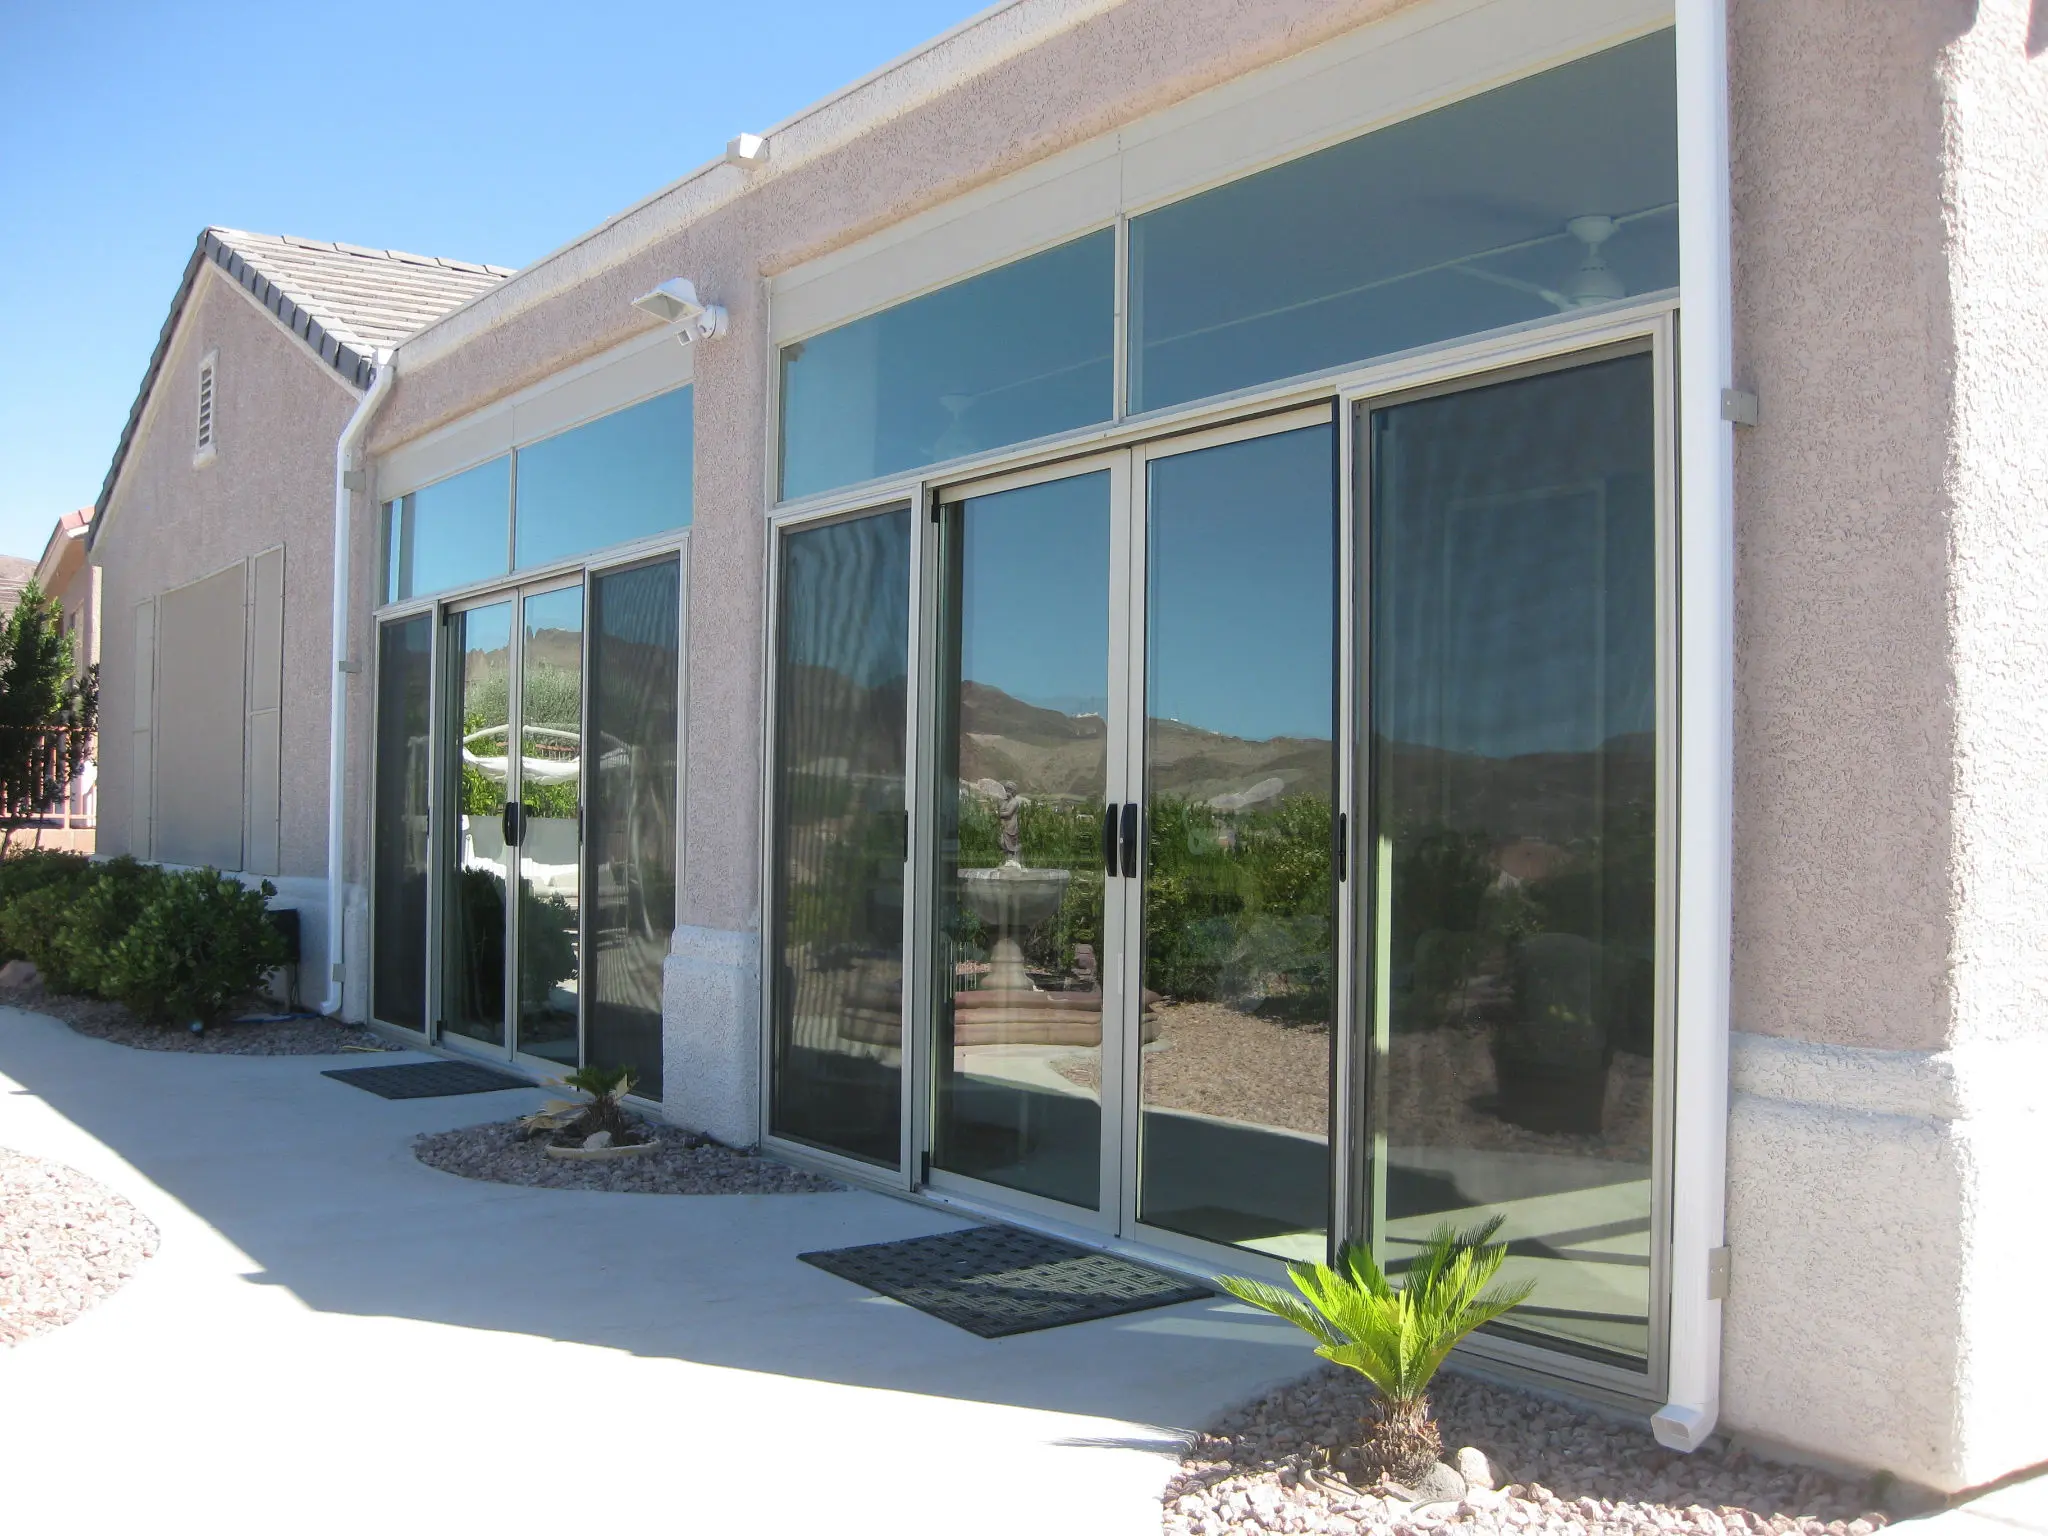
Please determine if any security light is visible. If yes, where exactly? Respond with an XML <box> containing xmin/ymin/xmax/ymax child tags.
<box><xmin>726</xmin><ymin>133</ymin><xmax>769</xmax><ymax>167</ymax></box>
<box><xmin>631</xmin><ymin>278</ymin><xmax>728</xmax><ymax>343</ymax></box>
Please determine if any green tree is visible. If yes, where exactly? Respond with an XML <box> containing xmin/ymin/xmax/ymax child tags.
<box><xmin>0</xmin><ymin>582</ymin><xmax>95</xmax><ymax>852</ymax></box>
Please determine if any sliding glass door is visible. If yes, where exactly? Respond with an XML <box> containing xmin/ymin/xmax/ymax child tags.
<box><xmin>1132</xmin><ymin>420</ymin><xmax>1339</xmax><ymax>1262</ymax></box>
<box><xmin>1360</xmin><ymin>343</ymin><xmax>1666</xmax><ymax>1374</ymax></box>
<box><xmin>766</xmin><ymin>507</ymin><xmax>914</xmax><ymax>1167</ymax></box>
<box><xmin>762</xmin><ymin>329</ymin><xmax>1671</xmax><ymax>1390</ymax></box>
<box><xmin>914</xmin><ymin>412</ymin><xmax>1339</xmax><ymax>1251</ymax></box>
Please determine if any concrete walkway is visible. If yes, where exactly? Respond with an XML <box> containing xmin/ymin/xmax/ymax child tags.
<box><xmin>0</xmin><ymin>1006</ymin><xmax>1315</xmax><ymax>1535</ymax></box>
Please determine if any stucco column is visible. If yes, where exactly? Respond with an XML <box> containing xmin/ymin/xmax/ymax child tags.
<box><xmin>1721</xmin><ymin>0</ymin><xmax>2048</xmax><ymax>1492</ymax></box>
<box><xmin>664</xmin><ymin>243</ymin><xmax>770</xmax><ymax>1143</ymax></box>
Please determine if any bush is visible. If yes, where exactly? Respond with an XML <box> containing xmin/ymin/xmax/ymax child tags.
<box><xmin>0</xmin><ymin>849</ymin><xmax>91</xmax><ymax>961</ymax></box>
<box><xmin>0</xmin><ymin>880</ymin><xmax>90</xmax><ymax>989</ymax></box>
<box><xmin>107</xmin><ymin>869</ymin><xmax>288</xmax><ymax>1025</ymax></box>
<box><xmin>51</xmin><ymin>858</ymin><xmax>168</xmax><ymax>1000</ymax></box>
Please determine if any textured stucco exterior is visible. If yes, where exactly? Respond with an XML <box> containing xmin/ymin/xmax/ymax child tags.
<box><xmin>1719</xmin><ymin>0</ymin><xmax>2048</xmax><ymax>1494</ymax></box>
<box><xmin>94</xmin><ymin>262</ymin><xmax>358</xmax><ymax>881</ymax></box>
<box><xmin>319</xmin><ymin>0</ymin><xmax>2047</xmax><ymax>1495</ymax></box>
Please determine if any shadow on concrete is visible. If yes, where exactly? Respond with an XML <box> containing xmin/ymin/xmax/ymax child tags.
<box><xmin>0</xmin><ymin>1009</ymin><xmax>1313</xmax><ymax>1432</ymax></box>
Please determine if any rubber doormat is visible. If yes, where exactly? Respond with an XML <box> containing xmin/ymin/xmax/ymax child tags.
<box><xmin>321</xmin><ymin>1060</ymin><xmax>531</xmax><ymax>1100</ymax></box>
<box><xmin>799</xmin><ymin>1224</ymin><xmax>1212</xmax><ymax>1338</ymax></box>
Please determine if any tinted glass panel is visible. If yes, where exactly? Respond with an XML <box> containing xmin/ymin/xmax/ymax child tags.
<box><xmin>1130</xmin><ymin>32</ymin><xmax>1677</xmax><ymax>412</ymax></box>
<box><xmin>932</xmin><ymin>473</ymin><xmax>1111</xmax><ymax>1209</ymax></box>
<box><xmin>384</xmin><ymin>456</ymin><xmax>512</xmax><ymax>602</ymax></box>
<box><xmin>515</xmin><ymin>388</ymin><xmax>693</xmax><ymax>570</ymax></box>
<box><xmin>372</xmin><ymin>614</ymin><xmax>433</xmax><ymax>1029</ymax></box>
<box><xmin>444</xmin><ymin>601</ymin><xmax>513</xmax><ymax>1047</ymax></box>
<box><xmin>514</xmin><ymin>586</ymin><xmax>584</xmax><ymax>1065</ymax></box>
<box><xmin>768</xmin><ymin>509</ymin><xmax>912</xmax><ymax>1165</ymax></box>
<box><xmin>779</xmin><ymin>231</ymin><xmax>1114</xmax><ymax>500</ymax></box>
<box><xmin>585</xmin><ymin>558</ymin><xmax>681</xmax><ymax>1098</ymax></box>
<box><xmin>1367</xmin><ymin>352</ymin><xmax>1659</xmax><ymax>1368</ymax></box>
<box><xmin>1138</xmin><ymin>426</ymin><xmax>1338</xmax><ymax>1259</ymax></box>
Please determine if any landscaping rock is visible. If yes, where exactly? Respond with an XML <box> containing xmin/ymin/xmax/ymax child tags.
<box><xmin>0</xmin><ymin>985</ymin><xmax>394</xmax><ymax>1056</ymax></box>
<box><xmin>1456</xmin><ymin>1447</ymin><xmax>1499</xmax><ymax>1492</ymax></box>
<box><xmin>414</xmin><ymin>1118</ymin><xmax>843</xmax><ymax>1195</ymax></box>
<box><xmin>0</xmin><ymin>1148</ymin><xmax>158</xmax><ymax>1346</ymax></box>
<box><xmin>1162</xmin><ymin>1366</ymin><xmax>1890</xmax><ymax>1536</ymax></box>
<box><xmin>0</xmin><ymin>960</ymin><xmax>38</xmax><ymax>989</ymax></box>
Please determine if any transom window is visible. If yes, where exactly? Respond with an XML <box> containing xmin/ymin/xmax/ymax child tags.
<box><xmin>775</xmin><ymin>28</ymin><xmax>1676</xmax><ymax>502</ymax></box>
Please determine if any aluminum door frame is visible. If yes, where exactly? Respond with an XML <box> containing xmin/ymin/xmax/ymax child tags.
<box><xmin>910</xmin><ymin>448</ymin><xmax>1136</xmax><ymax>1236</ymax></box>
<box><xmin>433</xmin><ymin>576</ymin><xmax>589</xmax><ymax>1073</ymax></box>
<box><xmin>1111</xmin><ymin>402</ymin><xmax>1346</xmax><ymax>1280</ymax></box>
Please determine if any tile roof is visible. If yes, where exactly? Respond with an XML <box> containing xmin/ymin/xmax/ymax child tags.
<box><xmin>0</xmin><ymin>555</ymin><xmax>39</xmax><ymax>620</ymax></box>
<box><xmin>205</xmin><ymin>228</ymin><xmax>516</xmax><ymax>368</ymax></box>
<box><xmin>92</xmin><ymin>228</ymin><xmax>515</xmax><ymax>536</ymax></box>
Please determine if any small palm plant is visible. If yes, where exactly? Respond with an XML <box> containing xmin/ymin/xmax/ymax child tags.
<box><xmin>517</xmin><ymin>1064</ymin><xmax>640</xmax><ymax>1145</ymax></box>
<box><xmin>1218</xmin><ymin>1218</ymin><xmax>1534</xmax><ymax>1484</ymax></box>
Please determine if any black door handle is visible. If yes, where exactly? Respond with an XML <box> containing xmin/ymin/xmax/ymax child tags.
<box><xmin>1119</xmin><ymin>801</ymin><xmax>1139</xmax><ymax>880</ymax></box>
<box><xmin>1102</xmin><ymin>803</ymin><xmax>1119</xmax><ymax>877</ymax></box>
<box><xmin>502</xmin><ymin>802</ymin><xmax>524</xmax><ymax>848</ymax></box>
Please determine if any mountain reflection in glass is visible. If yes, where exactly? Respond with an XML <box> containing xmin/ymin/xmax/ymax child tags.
<box><xmin>1138</xmin><ymin>425</ymin><xmax>1338</xmax><ymax>1259</ymax></box>
<box><xmin>1367</xmin><ymin>351</ymin><xmax>1659</xmax><ymax>1368</ymax></box>
<box><xmin>768</xmin><ymin>509</ymin><xmax>912</xmax><ymax>1167</ymax></box>
<box><xmin>932</xmin><ymin>473</ymin><xmax>1111</xmax><ymax>1209</ymax></box>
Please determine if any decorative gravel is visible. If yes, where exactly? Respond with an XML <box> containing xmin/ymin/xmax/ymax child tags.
<box><xmin>0</xmin><ymin>1148</ymin><xmax>160</xmax><ymax>1346</ymax></box>
<box><xmin>0</xmin><ymin>983</ymin><xmax>394</xmax><ymax>1056</ymax></box>
<box><xmin>1165</xmin><ymin>1366</ymin><xmax>1891</xmax><ymax>1536</ymax></box>
<box><xmin>413</xmin><ymin>1118</ymin><xmax>844</xmax><ymax>1195</ymax></box>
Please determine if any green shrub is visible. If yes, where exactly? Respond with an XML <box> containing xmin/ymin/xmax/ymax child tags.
<box><xmin>0</xmin><ymin>849</ymin><xmax>91</xmax><ymax>962</ymax></box>
<box><xmin>0</xmin><ymin>880</ymin><xmax>89</xmax><ymax>989</ymax></box>
<box><xmin>108</xmin><ymin>869</ymin><xmax>288</xmax><ymax>1024</ymax></box>
<box><xmin>53</xmin><ymin>858</ymin><xmax>168</xmax><ymax>1000</ymax></box>
<box><xmin>1218</xmin><ymin>1219</ymin><xmax>1534</xmax><ymax>1484</ymax></box>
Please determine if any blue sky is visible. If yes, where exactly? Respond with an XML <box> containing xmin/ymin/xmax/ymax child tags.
<box><xmin>0</xmin><ymin>0</ymin><xmax>983</xmax><ymax>562</ymax></box>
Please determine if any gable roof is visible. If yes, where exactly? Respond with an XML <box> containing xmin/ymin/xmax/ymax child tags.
<box><xmin>92</xmin><ymin>227</ymin><xmax>515</xmax><ymax>535</ymax></box>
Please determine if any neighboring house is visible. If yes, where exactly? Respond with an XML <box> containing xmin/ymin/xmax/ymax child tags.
<box><xmin>29</xmin><ymin>507</ymin><xmax>100</xmax><ymax>851</ymax></box>
<box><xmin>93</xmin><ymin>0</ymin><xmax>2047</xmax><ymax>1504</ymax></box>
<box><xmin>87</xmin><ymin>229</ymin><xmax>511</xmax><ymax>989</ymax></box>
<box><xmin>0</xmin><ymin>554</ymin><xmax>37</xmax><ymax>621</ymax></box>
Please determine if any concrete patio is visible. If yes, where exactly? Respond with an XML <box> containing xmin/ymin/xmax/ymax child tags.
<box><xmin>0</xmin><ymin>1005</ymin><xmax>1317</xmax><ymax>1535</ymax></box>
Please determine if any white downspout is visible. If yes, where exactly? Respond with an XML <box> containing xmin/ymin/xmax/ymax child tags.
<box><xmin>1655</xmin><ymin>0</ymin><xmax>1734</xmax><ymax>1452</ymax></box>
<box><xmin>321</xmin><ymin>353</ymin><xmax>395</xmax><ymax>1018</ymax></box>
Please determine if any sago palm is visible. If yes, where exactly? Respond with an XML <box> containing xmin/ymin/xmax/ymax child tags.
<box><xmin>1218</xmin><ymin>1217</ymin><xmax>1534</xmax><ymax>1483</ymax></box>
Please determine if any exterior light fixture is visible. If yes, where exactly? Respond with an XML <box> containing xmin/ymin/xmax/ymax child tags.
<box><xmin>631</xmin><ymin>278</ymin><xmax>728</xmax><ymax>343</ymax></box>
<box><xmin>725</xmin><ymin>133</ymin><xmax>769</xmax><ymax>167</ymax></box>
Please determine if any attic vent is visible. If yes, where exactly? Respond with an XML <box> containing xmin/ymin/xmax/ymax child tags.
<box><xmin>195</xmin><ymin>353</ymin><xmax>217</xmax><ymax>461</ymax></box>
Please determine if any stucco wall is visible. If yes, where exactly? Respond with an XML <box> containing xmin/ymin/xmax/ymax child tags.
<box><xmin>94</xmin><ymin>264</ymin><xmax>358</xmax><ymax>879</ymax></box>
<box><xmin>346</xmin><ymin>0</ymin><xmax>2047</xmax><ymax>1492</ymax></box>
<box><xmin>1722</xmin><ymin>0</ymin><xmax>2048</xmax><ymax>1493</ymax></box>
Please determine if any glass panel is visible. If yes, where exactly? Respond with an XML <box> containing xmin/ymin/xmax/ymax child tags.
<box><xmin>444</xmin><ymin>601</ymin><xmax>513</xmax><ymax>1046</ymax></box>
<box><xmin>372</xmin><ymin>614</ymin><xmax>433</xmax><ymax>1029</ymax></box>
<box><xmin>931</xmin><ymin>473</ymin><xmax>1111</xmax><ymax>1209</ymax></box>
<box><xmin>515</xmin><ymin>388</ymin><xmax>693</xmax><ymax>571</ymax></box>
<box><xmin>768</xmin><ymin>509</ymin><xmax>912</xmax><ymax>1165</ymax></box>
<box><xmin>779</xmin><ymin>231</ymin><xmax>1114</xmax><ymax>501</ymax></box>
<box><xmin>1367</xmin><ymin>351</ymin><xmax>1658</xmax><ymax>1368</ymax></box>
<box><xmin>1129</xmin><ymin>32</ymin><xmax>1677</xmax><ymax>413</ymax></box>
<box><xmin>1138</xmin><ymin>425</ymin><xmax>1337</xmax><ymax>1260</ymax></box>
<box><xmin>514</xmin><ymin>586</ymin><xmax>585</xmax><ymax>1065</ymax></box>
<box><xmin>384</xmin><ymin>456</ymin><xmax>512</xmax><ymax>602</ymax></box>
<box><xmin>585</xmin><ymin>558</ymin><xmax>680</xmax><ymax>1097</ymax></box>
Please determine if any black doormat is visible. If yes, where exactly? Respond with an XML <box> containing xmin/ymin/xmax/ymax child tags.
<box><xmin>321</xmin><ymin>1060</ymin><xmax>532</xmax><ymax>1100</ymax></box>
<box><xmin>799</xmin><ymin>1224</ymin><xmax>1213</xmax><ymax>1338</ymax></box>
